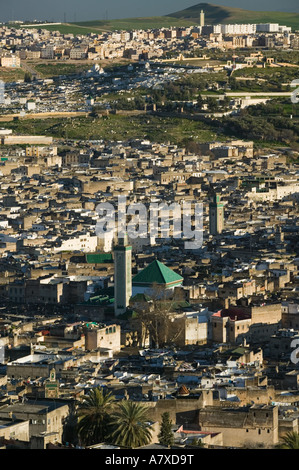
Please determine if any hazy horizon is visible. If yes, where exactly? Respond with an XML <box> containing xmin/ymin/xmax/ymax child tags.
<box><xmin>1</xmin><ymin>0</ymin><xmax>299</xmax><ymax>23</ymax></box>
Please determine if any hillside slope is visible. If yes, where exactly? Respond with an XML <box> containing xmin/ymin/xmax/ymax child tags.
<box><xmin>167</xmin><ymin>2</ymin><xmax>299</xmax><ymax>28</ymax></box>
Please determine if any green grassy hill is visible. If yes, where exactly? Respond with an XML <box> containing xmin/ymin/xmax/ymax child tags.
<box><xmin>72</xmin><ymin>16</ymin><xmax>196</xmax><ymax>32</ymax></box>
<box><xmin>18</xmin><ymin>17</ymin><xmax>195</xmax><ymax>35</ymax></box>
<box><xmin>167</xmin><ymin>2</ymin><xmax>299</xmax><ymax>29</ymax></box>
<box><xmin>75</xmin><ymin>2</ymin><xmax>299</xmax><ymax>31</ymax></box>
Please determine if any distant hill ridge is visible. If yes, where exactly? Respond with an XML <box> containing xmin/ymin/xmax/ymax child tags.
<box><xmin>167</xmin><ymin>2</ymin><xmax>232</xmax><ymax>23</ymax></box>
<box><xmin>61</xmin><ymin>2</ymin><xmax>299</xmax><ymax>33</ymax></box>
<box><xmin>166</xmin><ymin>2</ymin><xmax>299</xmax><ymax>27</ymax></box>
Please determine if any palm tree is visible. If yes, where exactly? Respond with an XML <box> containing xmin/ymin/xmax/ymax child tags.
<box><xmin>279</xmin><ymin>431</ymin><xmax>299</xmax><ymax>449</ymax></box>
<box><xmin>109</xmin><ymin>400</ymin><xmax>153</xmax><ymax>448</ymax></box>
<box><xmin>77</xmin><ymin>387</ymin><xmax>115</xmax><ymax>446</ymax></box>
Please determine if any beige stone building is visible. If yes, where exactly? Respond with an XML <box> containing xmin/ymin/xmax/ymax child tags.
<box><xmin>6</xmin><ymin>354</ymin><xmax>76</xmax><ymax>380</ymax></box>
<box><xmin>211</xmin><ymin>304</ymin><xmax>282</xmax><ymax>345</ymax></box>
<box><xmin>147</xmin><ymin>391</ymin><xmax>214</xmax><ymax>424</ymax></box>
<box><xmin>198</xmin><ymin>405</ymin><xmax>279</xmax><ymax>448</ymax></box>
<box><xmin>0</xmin><ymin>418</ymin><xmax>30</xmax><ymax>442</ymax></box>
<box><xmin>166</xmin><ymin>313</ymin><xmax>209</xmax><ymax>347</ymax></box>
<box><xmin>84</xmin><ymin>324</ymin><xmax>121</xmax><ymax>353</ymax></box>
<box><xmin>0</xmin><ymin>401</ymin><xmax>69</xmax><ymax>443</ymax></box>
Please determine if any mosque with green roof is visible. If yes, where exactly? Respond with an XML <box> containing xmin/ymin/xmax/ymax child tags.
<box><xmin>113</xmin><ymin>234</ymin><xmax>184</xmax><ymax>315</ymax></box>
<box><xmin>131</xmin><ymin>259</ymin><xmax>184</xmax><ymax>297</ymax></box>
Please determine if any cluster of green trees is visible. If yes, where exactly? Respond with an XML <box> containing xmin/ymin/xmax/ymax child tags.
<box><xmin>230</xmin><ymin>68</ymin><xmax>299</xmax><ymax>92</ymax></box>
<box><xmin>221</xmin><ymin>115</ymin><xmax>296</xmax><ymax>144</ymax></box>
<box><xmin>67</xmin><ymin>387</ymin><xmax>176</xmax><ymax>449</ymax></box>
<box><xmin>229</xmin><ymin>77</ymin><xmax>286</xmax><ymax>93</ymax></box>
<box><xmin>150</xmin><ymin>81</ymin><xmax>200</xmax><ymax>104</ymax></box>
<box><xmin>150</xmin><ymin>73</ymin><xmax>227</xmax><ymax>104</ymax></box>
<box><xmin>75</xmin><ymin>388</ymin><xmax>152</xmax><ymax>448</ymax></box>
<box><xmin>113</xmin><ymin>95</ymin><xmax>147</xmax><ymax>111</ymax></box>
<box><xmin>109</xmin><ymin>90</ymin><xmax>228</xmax><ymax>114</ymax></box>
<box><xmin>215</xmin><ymin>101</ymin><xmax>299</xmax><ymax>145</ymax></box>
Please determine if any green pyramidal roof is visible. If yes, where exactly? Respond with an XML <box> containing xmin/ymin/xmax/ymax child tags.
<box><xmin>132</xmin><ymin>260</ymin><xmax>183</xmax><ymax>286</ymax></box>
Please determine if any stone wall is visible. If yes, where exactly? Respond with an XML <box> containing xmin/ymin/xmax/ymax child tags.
<box><xmin>146</xmin><ymin>391</ymin><xmax>214</xmax><ymax>424</ymax></box>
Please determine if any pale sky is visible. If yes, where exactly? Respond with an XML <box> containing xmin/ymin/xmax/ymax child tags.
<box><xmin>1</xmin><ymin>0</ymin><xmax>298</xmax><ymax>23</ymax></box>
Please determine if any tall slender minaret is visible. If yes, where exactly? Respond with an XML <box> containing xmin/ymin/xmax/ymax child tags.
<box><xmin>209</xmin><ymin>193</ymin><xmax>224</xmax><ymax>236</ymax></box>
<box><xmin>113</xmin><ymin>233</ymin><xmax>132</xmax><ymax>316</ymax></box>
<box><xmin>275</xmin><ymin>225</ymin><xmax>284</xmax><ymax>246</ymax></box>
<box><xmin>200</xmin><ymin>10</ymin><xmax>205</xmax><ymax>27</ymax></box>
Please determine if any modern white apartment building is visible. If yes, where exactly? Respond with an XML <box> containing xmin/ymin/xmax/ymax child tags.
<box><xmin>218</xmin><ymin>24</ymin><xmax>257</xmax><ymax>35</ymax></box>
<box><xmin>0</xmin><ymin>55</ymin><xmax>21</xmax><ymax>67</ymax></box>
<box><xmin>212</xmin><ymin>23</ymin><xmax>291</xmax><ymax>35</ymax></box>
<box><xmin>256</xmin><ymin>23</ymin><xmax>291</xmax><ymax>33</ymax></box>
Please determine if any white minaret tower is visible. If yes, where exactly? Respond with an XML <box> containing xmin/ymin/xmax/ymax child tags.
<box><xmin>113</xmin><ymin>233</ymin><xmax>132</xmax><ymax>316</ymax></box>
<box><xmin>200</xmin><ymin>10</ymin><xmax>205</xmax><ymax>27</ymax></box>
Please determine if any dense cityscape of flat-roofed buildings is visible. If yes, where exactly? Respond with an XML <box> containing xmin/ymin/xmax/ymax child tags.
<box><xmin>0</xmin><ymin>5</ymin><xmax>298</xmax><ymax>451</ymax></box>
<box><xmin>0</xmin><ymin>130</ymin><xmax>297</xmax><ymax>448</ymax></box>
<box><xmin>0</xmin><ymin>18</ymin><xmax>297</xmax><ymax>67</ymax></box>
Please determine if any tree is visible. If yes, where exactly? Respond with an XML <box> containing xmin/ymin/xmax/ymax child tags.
<box><xmin>134</xmin><ymin>95</ymin><xmax>146</xmax><ymax>110</ymax></box>
<box><xmin>278</xmin><ymin>431</ymin><xmax>299</xmax><ymax>449</ymax></box>
<box><xmin>197</xmin><ymin>94</ymin><xmax>204</xmax><ymax>111</ymax></box>
<box><xmin>77</xmin><ymin>387</ymin><xmax>115</xmax><ymax>446</ymax></box>
<box><xmin>184</xmin><ymin>140</ymin><xmax>202</xmax><ymax>155</ymax></box>
<box><xmin>221</xmin><ymin>96</ymin><xmax>231</xmax><ymax>109</ymax></box>
<box><xmin>280</xmin><ymin>129</ymin><xmax>296</xmax><ymax>145</ymax></box>
<box><xmin>206</xmin><ymin>97</ymin><xmax>218</xmax><ymax>112</ymax></box>
<box><xmin>158</xmin><ymin>412</ymin><xmax>174</xmax><ymax>447</ymax></box>
<box><xmin>62</xmin><ymin>407</ymin><xmax>79</xmax><ymax>447</ymax></box>
<box><xmin>189</xmin><ymin>438</ymin><xmax>205</xmax><ymax>448</ymax></box>
<box><xmin>24</xmin><ymin>72</ymin><xmax>32</xmax><ymax>83</ymax></box>
<box><xmin>109</xmin><ymin>401</ymin><xmax>152</xmax><ymax>448</ymax></box>
<box><xmin>131</xmin><ymin>284</ymin><xmax>184</xmax><ymax>348</ymax></box>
